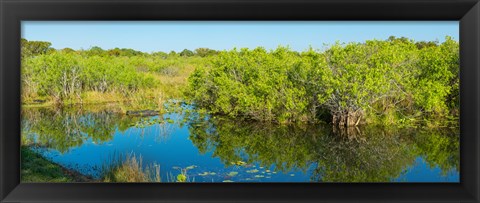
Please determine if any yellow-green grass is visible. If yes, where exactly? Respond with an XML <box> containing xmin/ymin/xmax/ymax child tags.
<box><xmin>102</xmin><ymin>153</ymin><xmax>161</xmax><ymax>182</ymax></box>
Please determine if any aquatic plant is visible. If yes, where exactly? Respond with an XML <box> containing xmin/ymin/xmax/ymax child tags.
<box><xmin>170</xmin><ymin>165</ymin><xmax>195</xmax><ymax>182</ymax></box>
<box><xmin>246</xmin><ymin>169</ymin><xmax>259</xmax><ymax>173</ymax></box>
<box><xmin>176</xmin><ymin>174</ymin><xmax>187</xmax><ymax>182</ymax></box>
<box><xmin>227</xmin><ymin>171</ymin><xmax>238</xmax><ymax>177</ymax></box>
<box><xmin>230</xmin><ymin>161</ymin><xmax>247</xmax><ymax>166</ymax></box>
<box><xmin>101</xmin><ymin>153</ymin><xmax>161</xmax><ymax>182</ymax></box>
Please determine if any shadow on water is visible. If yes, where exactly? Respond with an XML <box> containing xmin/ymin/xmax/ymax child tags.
<box><xmin>21</xmin><ymin>104</ymin><xmax>459</xmax><ymax>182</ymax></box>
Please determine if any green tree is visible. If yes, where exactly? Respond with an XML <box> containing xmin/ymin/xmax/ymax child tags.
<box><xmin>180</xmin><ymin>49</ymin><xmax>194</xmax><ymax>57</ymax></box>
<box><xmin>195</xmin><ymin>48</ymin><xmax>218</xmax><ymax>57</ymax></box>
<box><xmin>21</xmin><ymin>38</ymin><xmax>53</xmax><ymax>58</ymax></box>
<box><xmin>409</xmin><ymin>37</ymin><xmax>459</xmax><ymax>114</ymax></box>
<box><xmin>187</xmin><ymin>37</ymin><xmax>459</xmax><ymax>126</ymax></box>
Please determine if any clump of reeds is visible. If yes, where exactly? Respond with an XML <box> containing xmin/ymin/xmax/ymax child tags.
<box><xmin>101</xmin><ymin>152</ymin><xmax>161</xmax><ymax>182</ymax></box>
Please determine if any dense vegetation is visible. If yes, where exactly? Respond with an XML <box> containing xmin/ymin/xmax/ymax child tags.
<box><xmin>21</xmin><ymin>39</ymin><xmax>210</xmax><ymax>109</ymax></box>
<box><xmin>187</xmin><ymin>37</ymin><xmax>459</xmax><ymax>126</ymax></box>
<box><xmin>22</xmin><ymin>36</ymin><xmax>459</xmax><ymax>127</ymax></box>
<box><xmin>20</xmin><ymin>36</ymin><xmax>460</xmax><ymax>182</ymax></box>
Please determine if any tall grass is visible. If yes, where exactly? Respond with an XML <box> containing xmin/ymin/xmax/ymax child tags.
<box><xmin>101</xmin><ymin>152</ymin><xmax>161</xmax><ymax>182</ymax></box>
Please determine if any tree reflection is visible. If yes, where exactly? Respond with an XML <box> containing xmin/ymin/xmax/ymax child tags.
<box><xmin>411</xmin><ymin>128</ymin><xmax>459</xmax><ymax>176</ymax></box>
<box><xmin>21</xmin><ymin>106</ymin><xmax>140</xmax><ymax>153</ymax></box>
<box><xmin>21</xmin><ymin>106</ymin><xmax>460</xmax><ymax>182</ymax></box>
<box><xmin>310</xmin><ymin>126</ymin><xmax>417</xmax><ymax>182</ymax></box>
<box><xmin>187</xmin><ymin>114</ymin><xmax>459</xmax><ymax>182</ymax></box>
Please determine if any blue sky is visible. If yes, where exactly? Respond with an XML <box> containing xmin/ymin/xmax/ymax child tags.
<box><xmin>22</xmin><ymin>21</ymin><xmax>459</xmax><ymax>53</ymax></box>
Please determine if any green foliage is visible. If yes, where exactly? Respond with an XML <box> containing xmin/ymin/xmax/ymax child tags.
<box><xmin>187</xmin><ymin>37</ymin><xmax>459</xmax><ymax>125</ymax></box>
<box><xmin>21</xmin><ymin>36</ymin><xmax>459</xmax><ymax>126</ymax></box>
<box><xmin>106</xmin><ymin>48</ymin><xmax>144</xmax><ymax>57</ymax></box>
<box><xmin>127</xmin><ymin>55</ymin><xmax>206</xmax><ymax>76</ymax></box>
<box><xmin>152</xmin><ymin>51</ymin><xmax>168</xmax><ymax>59</ymax></box>
<box><xmin>23</xmin><ymin>52</ymin><xmax>83</xmax><ymax>101</ymax></box>
<box><xmin>60</xmin><ymin>48</ymin><xmax>77</xmax><ymax>54</ymax></box>
<box><xmin>409</xmin><ymin>37</ymin><xmax>459</xmax><ymax>113</ymax></box>
<box><xmin>319</xmin><ymin>39</ymin><xmax>420</xmax><ymax>125</ymax></box>
<box><xmin>187</xmin><ymin>47</ymin><xmax>310</xmax><ymax>123</ymax></box>
<box><xmin>22</xmin><ymin>52</ymin><xmax>155</xmax><ymax>102</ymax></box>
<box><xmin>169</xmin><ymin>51</ymin><xmax>178</xmax><ymax>57</ymax></box>
<box><xmin>195</xmin><ymin>48</ymin><xmax>218</xmax><ymax>57</ymax></box>
<box><xmin>84</xmin><ymin>46</ymin><xmax>106</xmax><ymax>56</ymax></box>
<box><xmin>180</xmin><ymin>49</ymin><xmax>194</xmax><ymax>57</ymax></box>
<box><xmin>21</xmin><ymin>38</ymin><xmax>54</xmax><ymax>58</ymax></box>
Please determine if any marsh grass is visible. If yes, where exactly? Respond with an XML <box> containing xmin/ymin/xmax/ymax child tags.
<box><xmin>101</xmin><ymin>152</ymin><xmax>161</xmax><ymax>182</ymax></box>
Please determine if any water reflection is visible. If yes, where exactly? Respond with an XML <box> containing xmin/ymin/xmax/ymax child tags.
<box><xmin>21</xmin><ymin>105</ymin><xmax>459</xmax><ymax>182</ymax></box>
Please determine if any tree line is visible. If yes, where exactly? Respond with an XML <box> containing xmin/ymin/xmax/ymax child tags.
<box><xmin>22</xmin><ymin>37</ymin><xmax>459</xmax><ymax>127</ymax></box>
<box><xmin>187</xmin><ymin>36</ymin><xmax>459</xmax><ymax>126</ymax></box>
<box><xmin>21</xmin><ymin>38</ymin><xmax>216</xmax><ymax>105</ymax></box>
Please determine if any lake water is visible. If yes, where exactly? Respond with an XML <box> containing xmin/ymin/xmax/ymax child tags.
<box><xmin>21</xmin><ymin>104</ymin><xmax>460</xmax><ymax>182</ymax></box>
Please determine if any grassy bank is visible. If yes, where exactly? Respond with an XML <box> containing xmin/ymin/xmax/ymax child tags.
<box><xmin>21</xmin><ymin>146</ymin><xmax>92</xmax><ymax>182</ymax></box>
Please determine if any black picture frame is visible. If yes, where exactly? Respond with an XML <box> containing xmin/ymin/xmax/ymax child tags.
<box><xmin>1</xmin><ymin>0</ymin><xmax>479</xmax><ymax>202</ymax></box>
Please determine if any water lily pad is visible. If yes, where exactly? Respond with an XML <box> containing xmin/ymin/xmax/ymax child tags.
<box><xmin>209</xmin><ymin>172</ymin><xmax>216</xmax><ymax>175</ymax></box>
<box><xmin>254</xmin><ymin>175</ymin><xmax>264</xmax><ymax>178</ymax></box>
<box><xmin>230</xmin><ymin>161</ymin><xmax>247</xmax><ymax>166</ymax></box>
<box><xmin>246</xmin><ymin>169</ymin><xmax>259</xmax><ymax>173</ymax></box>
<box><xmin>290</xmin><ymin>174</ymin><xmax>295</xmax><ymax>176</ymax></box>
<box><xmin>236</xmin><ymin>161</ymin><xmax>247</xmax><ymax>166</ymax></box>
<box><xmin>266</xmin><ymin>170</ymin><xmax>271</xmax><ymax>172</ymax></box>
<box><xmin>185</xmin><ymin>165</ymin><xmax>196</xmax><ymax>170</ymax></box>
<box><xmin>222</xmin><ymin>180</ymin><xmax>234</xmax><ymax>182</ymax></box>
<box><xmin>227</xmin><ymin>171</ymin><xmax>238</xmax><ymax>177</ymax></box>
<box><xmin>272</xmin><ymin>171</ymin><xmax>277</xmax><ymax>174</ymax></box>
<box><xmin>198</xmin><ymin>172</ymin><xmax>209</xmax><ymax>176</ymax></box>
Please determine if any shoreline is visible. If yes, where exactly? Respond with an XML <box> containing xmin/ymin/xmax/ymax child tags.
<box><xmin>21</xmin><ymin>146</ymin><xmax>95</xmax><ymax>183</ymax></box>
